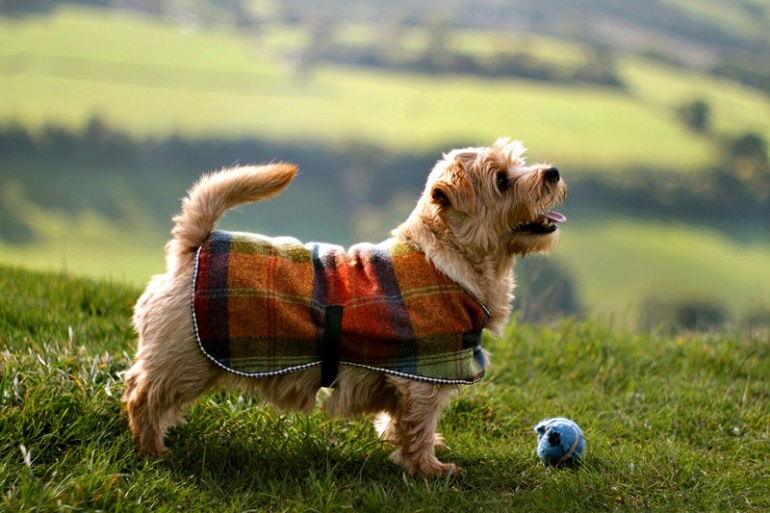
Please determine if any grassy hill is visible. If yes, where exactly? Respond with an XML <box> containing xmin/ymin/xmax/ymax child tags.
<box><xmin>4</xmin><ymin>6</ymin><xmax>769</xmax><ymax>171</ymax></box>
<box><xmin>1</xmin><ymin>266</ymin><xmax>769</xmax><ymax>511</ymax></box>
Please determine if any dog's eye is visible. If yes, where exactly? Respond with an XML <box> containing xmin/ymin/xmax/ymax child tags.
<box><xmin>496</xmin><ymin>171</ymin><xmax>510</xmax><ymax>192</ymax></box>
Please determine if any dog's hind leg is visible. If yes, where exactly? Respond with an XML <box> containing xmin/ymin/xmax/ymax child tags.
<box><xmin>123</xmin><ymin>362</ymin><xmax>172</xmax><ymax>456</ymax></box>
<box><xmin>123</xmin><ymin>347</ymin><xmax>222</xmax><ymax>456</ymax></box>
<box><xmin>387</xmin><ymin>379</ymin><xmax>460</xmax><ymax>478</ymax></box>
<box><xmin>124</xmin><ymin>275</ymin><xmax>223</xmax><ymax>456</ymax></box>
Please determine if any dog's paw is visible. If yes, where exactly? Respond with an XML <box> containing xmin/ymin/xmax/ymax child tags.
<box><xmin>390</xmin><ymin>449</ymin><xmax>462</xmax><ymax>479</ymax></box>
<box><xmin>414</xmin><ymin>460</ymin><xmax>463</xmax><ymax>480</ymax></box>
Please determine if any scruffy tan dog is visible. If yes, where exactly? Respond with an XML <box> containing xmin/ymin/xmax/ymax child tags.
<box><xmin>123</xmin><ymin>138</ymin><xmax>566</xmax><ymax>478</ymax></box>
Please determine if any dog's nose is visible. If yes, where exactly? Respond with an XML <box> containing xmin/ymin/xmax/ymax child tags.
<box><xmin>542</xmin><ymin>166</ymin><xmax>560</xmax><ymax>183</ymax></box>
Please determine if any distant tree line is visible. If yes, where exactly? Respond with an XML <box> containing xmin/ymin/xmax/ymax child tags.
<box><xmin>0</xmin><ymin>0</ymin><xmax>622</xmax><ymax>87</ymax></box>
<box><xmin>0</xmin><ymin>0</ymin><xmax>110</xmax><ymax>15</ymax></box>
<box><xmin>568</xmin><ymin>97</ymin><xmax>769</xmax><ymax>232</ymax></box>
<box><xmin>570</xmin><ymin>131</ymin><xmax>769</xmax><ymax>231</ymax></box>
<box><xmin>712</xmin><ymin>52</ymin><xmax>770</xmax><ymax>97</ymax></box>
<box><xmin>640</xmin><ymin>296</ymin><xmax>770</xmax><ymax>334</ymax></box>
<box><xmin>296</xmin><ymin>16</ymin><xmax>623</xmax><ymax>87</ymax></box>
<box><xmin>3</xmin><ymin>114</ymin><xmax>765</xmax><ymax>231</ymax></box>
<box><xmin>0</xmin><ymin>0</ymin><xmax>259</xmax><ymax>27</ymax></box>
<box><xmin>302</xmin><ymin>39</ymin><xmax>623</xmax><ymax>88</ymax></box>
<box><xmin>0</xmin><ymin>117</ymin><xmax>437</xmax><ymax>204</ymax></box>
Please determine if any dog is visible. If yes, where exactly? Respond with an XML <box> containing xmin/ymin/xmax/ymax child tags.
<box><xmin>123</xmin><ymin>137</ymin><xmax>566</xmax><ymax>478</ymax></box>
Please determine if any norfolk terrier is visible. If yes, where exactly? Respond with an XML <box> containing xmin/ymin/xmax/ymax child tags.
<box><xmin>123</xmin><ymin>138</ymin><xmax>566</xmax><ymax>478</ymax></box>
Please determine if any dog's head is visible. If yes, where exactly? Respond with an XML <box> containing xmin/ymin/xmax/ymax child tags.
<box><xmin>406</xmin><ymin>138</ymin><xmax>567</xmax><ymax>259</ymax></box>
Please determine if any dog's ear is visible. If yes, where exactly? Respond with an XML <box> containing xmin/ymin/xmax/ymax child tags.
<box><xmin>454</xmin><ymin>151</ymin><xmax>478</xmax><ymax>169</ymax></box>
<box><xmin>431</xmin><ymin>160</ymin><xmax>476</xmax><ymax>215</ymax></box>
<box><xmin>431</xmin><ymin>181</ymin><xmax>452</xmax><ymax>208</ymax></box>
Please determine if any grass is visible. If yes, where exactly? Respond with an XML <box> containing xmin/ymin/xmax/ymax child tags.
<box><xmin>2</xmin><ymin>266</ymin><xmax>770</xmax><ymax>511</ymax></box>
<box><xmin>7</xmin><ymin>5</ymin><xmax>770</xmax><ymax>171</ymax></box>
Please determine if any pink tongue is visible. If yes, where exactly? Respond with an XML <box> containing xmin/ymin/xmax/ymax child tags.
<box><xmin>545</xmin><ymin>211</ymin><xmax>566</xmax><ymax>223</ymax></box>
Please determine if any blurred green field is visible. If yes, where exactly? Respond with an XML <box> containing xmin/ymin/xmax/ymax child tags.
<box><xmin>558</xmin><ymin>210</ymin><xmax>770</xmax><ymax>326</ymax></box>
<box><xmin>0</xmin><ymin>192</ymin><xmax>166</xmax><ymax>285</ymax></box>
<box><xmin>1</xmin><ymin>6</ymin><xmax>769</xmax><ymax>328</ymax></box>
<box><xmin>6</xmin><ymin>6</ymin><xmax>770</xmax><ymax>171</ymax></box>
<box><xmin>620</xmin><ymin>58</ymin><xmax>770</xmax><ymax>140</ymax></box>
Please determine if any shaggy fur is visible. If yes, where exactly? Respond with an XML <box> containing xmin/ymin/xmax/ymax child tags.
<box><xmin>123</xmin><ymin>138</ymin><xmax>567</xmax><ymax>478</ymax></box>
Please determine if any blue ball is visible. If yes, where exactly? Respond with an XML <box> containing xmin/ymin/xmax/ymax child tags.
<box><xmin>534</xmin><ymin>417</ymin><xmax>585</xmax><ymax>466</ymax></box>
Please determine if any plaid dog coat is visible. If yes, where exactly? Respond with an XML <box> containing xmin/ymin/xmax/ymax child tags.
<box><xmin>192</xmin><ymin>230</ymin><xmax>490</xmax><ymax>386</ymax></box>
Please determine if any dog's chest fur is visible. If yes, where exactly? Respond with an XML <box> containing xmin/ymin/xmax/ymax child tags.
<box><xmin>192</xmin><ymin>231</ymin><xmax>490</xmax><ymax>385</ymax></box>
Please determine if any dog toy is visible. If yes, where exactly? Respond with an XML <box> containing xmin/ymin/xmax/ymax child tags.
<box><xmin>534</xmin><ymin>417</ymin><xmax>585</xmax><ymax>466</ymax></box>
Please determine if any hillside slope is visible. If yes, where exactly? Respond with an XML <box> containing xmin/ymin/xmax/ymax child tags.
<box><xmin>1</xmin><ymin>266</ymin><xmax>769</xmax><ymax>511</ymax></box>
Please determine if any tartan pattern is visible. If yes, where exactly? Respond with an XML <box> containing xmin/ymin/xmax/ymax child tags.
<box><xmin>192</xmin><ymin>230</ymin><xmax>490</xmax><ymax>384</ymax></box>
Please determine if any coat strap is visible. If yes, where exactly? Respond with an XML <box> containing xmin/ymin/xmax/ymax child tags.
<box><xmin>320</xmin><ymin>305</ymin><xmax>343</xmax><ymax>387</ymax></box>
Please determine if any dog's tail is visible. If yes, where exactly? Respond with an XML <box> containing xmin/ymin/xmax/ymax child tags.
<box><xmin>167</xmin><ymin>163</ymin><xmax>297</xmax><ymax>266</ymax></box>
